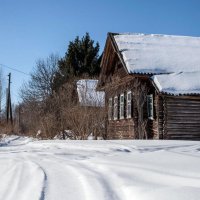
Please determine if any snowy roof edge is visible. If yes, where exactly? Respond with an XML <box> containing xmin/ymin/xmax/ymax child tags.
<box><xmin>112</xmin><ymin>32</ymin><xmax>200</xmax><ymax>75</ymax></box>
<box><xmin>111</xmin><ymin>32</ymin><xmax>200</xmax><ymax>39</ymax></box>
<box><xmin>151</xmin><ymin>73</ymin><xmax>200</xmax><ymax>96</ymax></box>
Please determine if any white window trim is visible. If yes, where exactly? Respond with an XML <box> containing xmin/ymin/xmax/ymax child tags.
<box><xmin>108</xmin><ymin>98</ymin><xmax>112</xmax><ymax>120</ymax></box>
<box><xmin>114</xmin><ymin>96</ymin><xmax>118</xmax><ymax>120</ymax></box>
<box><xmin>127</xmin><ymin>90</ymin><xmax>132</xmax><ymax>119</ymax></box>
<box><xmin>120</xmin><ymin>93</ymin><xmax>124</xmax><ymax>119</ymax></box>
<box><xmin>147</xmin><ymin>94</ymin><xmax>154</xmax><ymax>120</ymax></box>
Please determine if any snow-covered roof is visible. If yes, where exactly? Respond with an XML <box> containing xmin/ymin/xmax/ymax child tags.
<box><xmin>114</xmin><ymin>33</ymin><xmax>200</xmax><ymax>74</ymax></box>
<box><xmin>77</xmin><ymin>79</ymin><xmax>105</xmax><ymax>106</ymax></box>
<box><xmin>152</xmin><ymin>72</ymin><xmax>200</xmax><ymax>95</ymax></box>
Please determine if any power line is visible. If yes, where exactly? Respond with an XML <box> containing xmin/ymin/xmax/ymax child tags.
<box><xmin>0</xmin><ymin>63</ymin><xmax>30</xmax><ymax>76</ymax></box>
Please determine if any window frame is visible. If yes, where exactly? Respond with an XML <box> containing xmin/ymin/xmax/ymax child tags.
<box><xmin>127</xmin><ymin>90</ymin><xmax>132</xmax><ymax>119</ymax></box>
<box><xmin>113</xmin><ymin>96</ymin><xmax>118</xmax><ymax>120</ymax></box>
<box><xmin>147</xmin><ymin>94</ymin><xmax>154</xmax><ymax>120</ymax></box>
<box><xmin>108</xmin><ymin>97</ymin><xmax>112</xmax><ymax>120</ymax></box>
<box><xmin>119</xmin><ymin>93</ymin><xmax>124</xmax><ymax>119</ymax></box>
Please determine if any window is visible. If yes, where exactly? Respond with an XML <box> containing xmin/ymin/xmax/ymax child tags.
<box><xmin>119</xmin><ymin>94</ymin><xmax>124</xmax><ymax>119</ymax></box>
<box><xmin>114</xmin><ymin>96</ymin><xmax>118</xmax><ymax>120</ymax></box>
<box><xmin>127</xmin><ymin>91</ymin><xmax>132</xmax><ymax>118</ymax></box>
<box><xmin>108</xmin><ymin>98</ymin><xmax>112</xmax><ymax>120</ymax></box>
<box><xmin>147</xmin><ymin>94</ymin><xmax>154</xmax><ymax>120</ymax></box>
<box><xmin>120</xmin><ymin>93</ymin><xmax>124</xmax><ymax>119</ymax></box>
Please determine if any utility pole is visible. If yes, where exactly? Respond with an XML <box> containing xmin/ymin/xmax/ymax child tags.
<box><xmin>6</xmin><ymin>73</ymin><xmax>13</xmax><ymax>124</ymax></box>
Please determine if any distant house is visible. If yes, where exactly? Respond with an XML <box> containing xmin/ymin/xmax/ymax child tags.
<box><xmin>76</xmin><ymin>79</ymin><xmax>105</xmax><ymax>139</ymax></box>
<box><xmin>97</xmin><ymin>33</ymin><xmax>200</xmax><ymax>140</ymax></box>
<box><xmin>77</xmin><ymin>79</ymin><xmax>105</xmax><ymax>107</ymax></box>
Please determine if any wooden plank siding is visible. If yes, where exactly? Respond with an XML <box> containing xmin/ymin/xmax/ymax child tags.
<box><xmin>162</xmin><ymin>96</ymin><xmax>200</xmax><ymax>140</ymax></box>
<box><xmin>156</xmin><ymin>95</ymin><xmax>164</xmax><ymax>139</ymax></box>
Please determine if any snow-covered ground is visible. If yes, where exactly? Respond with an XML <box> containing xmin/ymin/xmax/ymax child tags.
<box><xmin>0</xmin><ymin>136</ymin><xmax>200</xmax><ymax>200</ymax></box>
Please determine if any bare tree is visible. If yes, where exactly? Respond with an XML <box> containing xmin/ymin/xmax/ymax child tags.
<box><xmin>19</xmin><ymin>54</ymin><xmax>106</xmax><ymax>139</ymax></box>
<box><xmin>19</xmin><ymin>54</ymin><xmax>60</xmax><ymax>137</ymax></box>
<box><xmin>20</xmin><ymin>54</ymin><xmax>59</xmax><ymax>102</ymax></box>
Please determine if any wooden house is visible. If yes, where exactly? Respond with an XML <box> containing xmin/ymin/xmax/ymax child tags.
<box><xmin>97</xmin><ymin>33</ymin><xmax>200</xmax><ymax>140</ymax></box>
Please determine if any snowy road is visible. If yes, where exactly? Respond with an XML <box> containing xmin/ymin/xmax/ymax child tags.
<box><xmin>0</xmin><ymin>136</ymin><xmax>200</xmax><ymax>200</ymax></box>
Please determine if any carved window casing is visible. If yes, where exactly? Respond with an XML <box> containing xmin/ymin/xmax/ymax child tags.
<box><xmin>147</xmin><ymin>94</ymin><xmax>154</xmax><ymax>120</ymax></box>
<box><xmin>120</xmin><ymin>93</ymin><xmax>124</xmax><ymax>119</ymax></box>
<box><xmin>114</xmin><ymin>96</ymin><xmax>118</xmax><ymax>120</ymax></box>
<box><xmin>127</xmin><ymin>91</ymin><xmax>132</xmax><ymax>118</ymax></box>
<box><xmin>109</xmin><ymin>90</ymin><xmax>133</xmax><ymax>121</ymax></box>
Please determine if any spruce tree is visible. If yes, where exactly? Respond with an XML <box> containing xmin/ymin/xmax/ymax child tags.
<box><xmin>53</xmin><ymin>33</ymin><xmax>101</xmax><ymax>91</ymax></box>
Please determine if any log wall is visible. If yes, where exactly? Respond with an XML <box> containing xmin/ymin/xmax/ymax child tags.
<box><xmin>163</xmin><ymin>96</ymin><xmax>200</xmax><ymax>140</ymax></box>
<box><xmin>156</xmin><ymin>95</ymin><xmax>164</xmax><ymax>139</ymax></box>
<box><xmin>107</xmin><ymin>119</ymin><xmax>135</xmax><ymax>139</ymax></box>
<box><xmin>105</xmin><ymin>78</ymin><xmax>158</xmax><ymax>140</ymax></box>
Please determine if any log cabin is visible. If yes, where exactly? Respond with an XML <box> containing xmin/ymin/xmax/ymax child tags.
<box><xmin>97</xmin><ymin>33</ymin><xmax>200</xmax><ymax>140</ymax></box>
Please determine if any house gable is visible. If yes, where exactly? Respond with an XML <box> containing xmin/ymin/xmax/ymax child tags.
<box><xmin>98</xmin><ymin>33</ymin><xmax>158</xmax><ymax>140</ymax></box>
<box><xmin>98</xmin><ymin>33</ymin><xmax>129</xmax><ymax>90</ymax></box>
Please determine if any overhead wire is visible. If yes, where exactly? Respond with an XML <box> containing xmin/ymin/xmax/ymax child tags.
<box><xmin>0</xmin><ymin>63</ymin><xmax>30</xmax><ymax>76</ymax></box>
<box><xmin>0</xmin><ymin>64</ymin><xmax>29</xmax><ymax>108</ymax></box>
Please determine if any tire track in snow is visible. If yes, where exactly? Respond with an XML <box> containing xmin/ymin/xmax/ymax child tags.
<box><xmin>53</xmin><ymin>152</ymin><xmax>200</xmax><ymax>200</ymax></box>
<box><xmin>0</xmin><ymin>159</ymin><xmax>46</xmax><ymax>200</ymax></box>
<box><xmin>0</xmin><ymin>161</ymin><xmax>22</xmax><ymax>200</ymax></box>
<box><xmin>73</xmin><ymin>163</ymin><xmax>121</xmax><ymax>200</ymax></box>
<box><xmin>27</xmin><ymin>161</ymin><xmax>48</xmax><ymax>200</ymax></box>
<box><xmin>26</xmin><ymin>151</ymin><xmax>120</xmax><ymax>200</ymax></box>
<box><xmin>84</xmin><ymin>158</ymin><xmax>200</xmax><ymax>200</ymax></box>
<box><xmin>39</xmin><ymin>172</ymin><xmax>47</xmax><ymax>200</ymax></box>
<box><xmin>47</xmin><ymin>154</ymin><xmax>121</xmax><ymax>200</ymax></box>
<box><xmin>31</xmin><ymin>159</ymin><xmax>86</xmax><ymax>200</ymax></box>
<box><xmin>17</xmin><ymin>152</ymin><xmax>48</xmax><ymax>200</ymax></box>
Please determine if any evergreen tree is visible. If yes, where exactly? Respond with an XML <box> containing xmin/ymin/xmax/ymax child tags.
<box><xmin>53</xmin><ymin>33</ymin><xmax>101</xmax><ymax>91</ymax></box>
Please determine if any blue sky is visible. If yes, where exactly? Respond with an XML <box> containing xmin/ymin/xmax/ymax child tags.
<box><xmin>0</xmin><ymin>0</ymin><xmax>200</xmax><ymax>104</ymax></box>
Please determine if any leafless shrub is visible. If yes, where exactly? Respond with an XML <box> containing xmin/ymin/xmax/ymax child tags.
<box><xmin>18</xmin><ymin>75</ymin><xmax>106</xmax><ymax>140</ymax></box>
<box><xmin>53</xmin><ymin>79</ymin><xmax>105</xmax><ymax>140</ymax></box>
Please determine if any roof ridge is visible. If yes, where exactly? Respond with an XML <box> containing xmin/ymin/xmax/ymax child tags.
<box><xmin>112</xmin><ymin>32</ymin><xmax>200</xmax><ymax>39</ymax></box>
